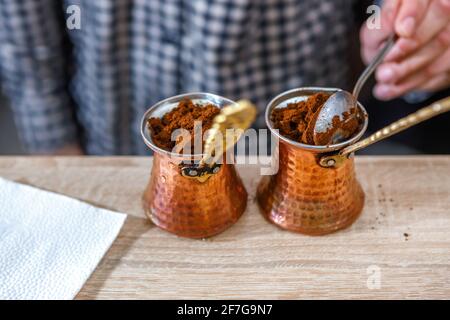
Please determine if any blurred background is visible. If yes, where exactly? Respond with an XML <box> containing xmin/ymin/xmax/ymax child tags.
<box><xmin>0</xmin><ymin>0</ymin><xmax>449</xmax><ymax>156</ymax></box>
<box><xmin>2</xmin><ymin>88</ymin><xmax>449</xmax><ymax>156</ymax></box>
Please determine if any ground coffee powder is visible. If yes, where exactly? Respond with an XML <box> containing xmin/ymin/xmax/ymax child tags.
<box><xmin>148</xmin><ymin>99</ymin><xmax>220</xmax><ymax>152</ymax></box>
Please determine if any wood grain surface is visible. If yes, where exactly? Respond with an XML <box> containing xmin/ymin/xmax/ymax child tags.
<box><xmin>0</xmin><ymin>156</ymin><xmax>449</xmax><ymax>299</ymax></box>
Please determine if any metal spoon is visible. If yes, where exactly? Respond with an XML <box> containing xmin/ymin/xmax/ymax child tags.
<box><xmin>319</xmin><ymin>96</ymin><xmax>450</xmax><ymax>168</ymax></box>
<box><xmin>180</xmin><ymin>100</ymin><xmax>257</xmax><ymax>182</ymax></box>
<box><xmin>313</xmin><ymin>34</ymin><xmax>397</xmax><ymax>145</ymax></box>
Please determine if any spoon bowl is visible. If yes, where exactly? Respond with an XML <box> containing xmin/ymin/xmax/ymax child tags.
<box><xmin>313</xmin><ymin>34</ymin><xmax>397</xmax><ymax>145</ymax></box>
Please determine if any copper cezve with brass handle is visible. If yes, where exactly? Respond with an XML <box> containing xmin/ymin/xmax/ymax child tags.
<box><xmin>141</xmin><ymin>93</ymin><xmax>253</xmax><ymax>239</ymax></box>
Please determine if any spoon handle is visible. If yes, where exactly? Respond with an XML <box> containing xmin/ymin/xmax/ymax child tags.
<box><xmin>319</xmin><ymin>96</ymin><xmax>450</xmax><ymax>168</ymax></box>
<box><xmin>201</xmin><ymin>100</ymin><xmax>257</xmax><ymax>166</ymax></box>
<box><xmin>342</xmin><ymin>97</ymin><xmax>450</xmax><ymax>156</ymax></box>
<box><xmin>353</xmin><ymin>34</ymin><xmax>397</xmax><ymax>99</ymax></box>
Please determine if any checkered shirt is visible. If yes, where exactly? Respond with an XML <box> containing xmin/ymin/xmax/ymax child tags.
<box><xmin>0</xmin><ymin>0</ymin><xmax>362</xmax><ymax>155</ymax></box>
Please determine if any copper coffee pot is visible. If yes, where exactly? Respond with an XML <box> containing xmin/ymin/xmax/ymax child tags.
<box><xmin>258</xmin><ymin>88</ymin><xmax>450</xmax><ymax>235</ymax></box>
<box><xmin>257</xmin><ymin>87</ymin><xmax>368</xmax><ymax>236</ymax></box>
<box><xmin>141</xmin><ymin>93</ymin><xmax>249</xmax><ymax>239</ymax></box>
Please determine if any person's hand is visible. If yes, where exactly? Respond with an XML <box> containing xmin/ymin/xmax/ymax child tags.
<box><xmin>361</xmin><ymin>0</ymin><xmax>450</xmax><ymax>100</ymax></box>
<box><xmin>52</xmin><ymin>144</ymin><xmax>84</xmax><ymax>156</ymax></box>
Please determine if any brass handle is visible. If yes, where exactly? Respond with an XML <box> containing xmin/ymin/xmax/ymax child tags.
<box><xmin>320</xmin><ymin>96</ymin><xmax>450</xmax><ymax>168</ymax></box>
<box><xmin>201</xmin><ymin>100</ymin><xmax>257</xmax><ymax>166</ymax></box>
<box><xmin>181</xmin><ymin>100</ymin><xmax>257</xmax><ymax>182</ymax></box>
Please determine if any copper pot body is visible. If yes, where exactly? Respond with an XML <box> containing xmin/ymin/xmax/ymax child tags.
<box><xmin>141</xmin><ymin>93</ymin><xmax>248</xmax><ymax>239</ymax></box>
<box><xmin>257</xmin><ymin>141</ymin><xmax>365</xmax><ymax>235</ymax></box>
<box><xmin>143</xmin><ymin>153</ymin><xmax>247</xmax><ymax>239</ymax></box>
<box><xmin>257</xmin><ymin>87</ymin><xmax>368</xmax><ymax>236</ymax></box>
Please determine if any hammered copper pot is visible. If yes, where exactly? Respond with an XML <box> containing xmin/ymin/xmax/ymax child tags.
<box><xmin>257</xmin><ymin>87</ymin><xmax>368</xmax><ymax>236</ymax></box>
<box><xmin>141</xmin><ymin>93</ymin><xmax>247</xmax><ymax>239</ymax></box>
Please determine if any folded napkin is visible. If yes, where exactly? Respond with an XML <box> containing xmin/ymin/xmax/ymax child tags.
<box><xmin>0</xmin><ymin>177</ymin><xmax>126</xmax><ymax>300</ymax></box>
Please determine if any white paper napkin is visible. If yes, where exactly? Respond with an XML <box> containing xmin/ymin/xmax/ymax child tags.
<box><xmin>0</xmin><ymin>177</ymin><xmax>126</xmax><ymax>300</ymax></box>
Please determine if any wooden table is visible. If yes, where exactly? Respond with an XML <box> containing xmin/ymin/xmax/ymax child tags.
<box><xmin>0</xmin><ymin>156</ymin><xmax>449</xmax><ymax>299</ymax></box>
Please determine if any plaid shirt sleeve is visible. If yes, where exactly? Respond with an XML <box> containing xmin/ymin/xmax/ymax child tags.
<box><xmin>0</xmin><ymin>0</ymin><xmax>79</xmax><ymax>153</ymax></box>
